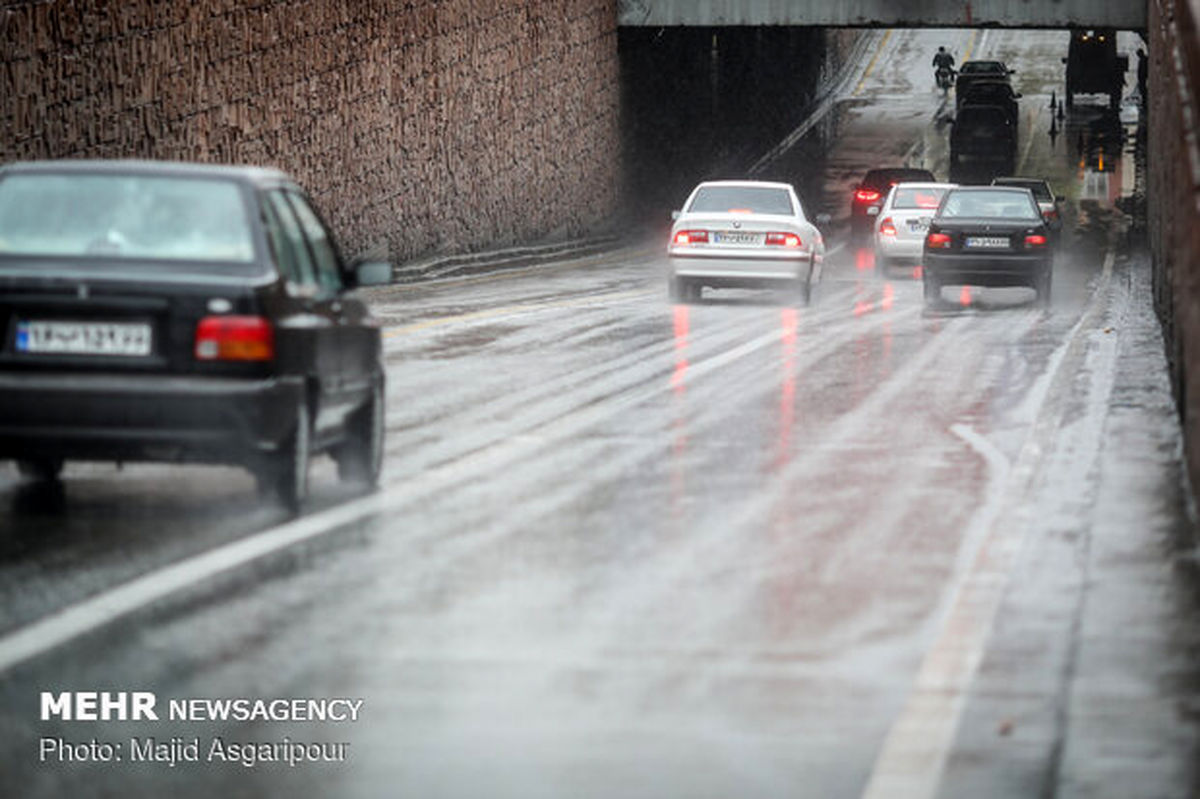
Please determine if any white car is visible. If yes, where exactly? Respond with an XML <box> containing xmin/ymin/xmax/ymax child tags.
<box><xmin>668</xmin><ymin>180</ymin><xmax>827</xmax><ymax>303</ymax></box>
<box><xmin>873</xmin><ymin>182</ymin><xmax>956</xmax><ymax>272</ymax></box>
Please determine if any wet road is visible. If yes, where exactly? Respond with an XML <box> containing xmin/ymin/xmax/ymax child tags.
<box><xmin>2</xmin><ymin>28</ymin><xmax>1197</xmax><ymax>799</ymax></box>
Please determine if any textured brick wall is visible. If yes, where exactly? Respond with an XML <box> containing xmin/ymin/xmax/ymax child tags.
<box><xmin>1148</xmin><ymin>0</ymin><xmax>1200</xmax><ymax>494</ymax></box>
<box><xmin>0</xmin><ymin>0</ymin><xmax>621</xmax><ymax>261</ymax></box>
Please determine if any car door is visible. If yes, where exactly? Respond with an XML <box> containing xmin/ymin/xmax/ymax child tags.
<box><xmin>261</xmin><ymin>189</ymin><xmax>344</xmax><ymax>434</ymax></box>
<box><xmin>283</xmin><ymin>190</ymin><xmax>380</xmax><ymax>420</ymax></box>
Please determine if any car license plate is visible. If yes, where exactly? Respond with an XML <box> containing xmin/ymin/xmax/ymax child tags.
<box><xmin>908</xmin><ymin>219</ymin><xmax>929</xmax><ymax>232</ymax></box>
<box><xmin>714</xmin><ymin>231</ymin><xmax>761</xmax><ymax>245</ymax></box>
<box><xmin>15</xmin><ymin>320</ymin><xmax>152</xmax><ymax>357</ymax></box>
<box><xmin>965</xmin><ymin>236</ymin><xmax>1010</xmax><ymax>249</ymax></box>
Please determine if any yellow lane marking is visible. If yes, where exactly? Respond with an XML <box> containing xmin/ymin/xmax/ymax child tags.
<box><xmin>853</xmin><ymin>30</ymin><xmax>893</xmax><ymax>97</ymax></box>
<box><xmin>384</xmin><ymin>288</ymin><xmax>658</xmax><ymax>337</ymax></box>
<box><xmin>961</xmin><ymin>28</ymin><xmax>980</xmax><ymax>64</ymax></box>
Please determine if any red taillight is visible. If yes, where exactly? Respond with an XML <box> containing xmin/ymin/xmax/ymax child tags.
<box><xmin>1025</xmin><ymin>234</ymin><xmax>1048</xmax><ymax>247</ymax></box>
<box><xmin>674</xmin><ymin>230</ymin><xmax>709</xmax><ymax>246</ymax></box>
<box><xmin>926</xmin><ymin>232</ymin><xmax>952</xmax><ymax>249</ymax></box>
<box><xmin>765</xmin><ymin>232</ymin><xmax>802</xmax><ymax>247</ymax></box>
<box><xmin>879</xmin><ymin>217</ymin><xmax>897</xmax><ymax>237</ymax></box>
<box><xmin>855</xmin><ymin>189</ymin><xmax>881</xmax><ymax>203</ymax></box>
<box><xmin>194</xmin><ymin>315</ymin><xmax>274</xmax><ymax>361</ymax></box>
<box><xmin>1042</xmin><ymin>209</ymin><xmax>1058</xmax><ymax>220</ymax></box>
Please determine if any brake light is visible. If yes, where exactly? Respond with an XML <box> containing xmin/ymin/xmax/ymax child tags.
<box><xmin>194</xmin><ymin>315</ymin><xmax>274</xmax><ymax>361</ymax></box>
<box><xmin>674</xmin><ymin>230</ymin><xmax>709</xmax><ymax>245</ymax></box>
<box><xmin>1025</xmin><ymin>234</ymin><xmax>1048</xmax><ymax>247</ymax></box>
<box><xmin>855</xmin><ymin>189</ymin><xmax>881</xmax><ymax>203</ymax></box>
<box><xmin>1042</xmin><ymin>209</ymin><xmax>1058</xmax><ymax>220</ymax></box>
<box><xmin>879</xmin><ymin>217</ymin><xmax>897</xmax><ymax>237</ymax></box>
<box><xmin>765</xmin><ymin>232</ymin><xmax>802</xmax><ymax>247</ymax></box>
<box><xmin>926</xmin><ymin>232</ymin><xmax>952</xmax><ymax>249</ymax></box>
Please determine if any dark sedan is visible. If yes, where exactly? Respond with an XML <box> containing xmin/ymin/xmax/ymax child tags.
<box><xmin>0</xmin><ymin>160</ymin><xmax>391</xmax><ymax>511</ymax></box>
<box><xmin>922</xmin><ymin>186</ymin><xmax>1053</xmax><ymax>307</ymax></box>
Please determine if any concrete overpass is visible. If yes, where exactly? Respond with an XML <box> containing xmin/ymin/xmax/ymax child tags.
<box><xmin>618</xmin><ymin>0</ymin><xmax>1147</xmax><ymax>29</ymax></box>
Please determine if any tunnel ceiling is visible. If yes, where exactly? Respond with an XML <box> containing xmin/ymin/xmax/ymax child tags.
<box><xmin>618</xmin><ymin>0</ymin><xmax>1147</xmax><ymax>29</ymax></box>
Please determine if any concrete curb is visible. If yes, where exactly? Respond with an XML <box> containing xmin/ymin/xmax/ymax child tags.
<box><xmin>388</xmin><ymin>235</ymin><xmax>624</xmax><ymax>284</ymax></box>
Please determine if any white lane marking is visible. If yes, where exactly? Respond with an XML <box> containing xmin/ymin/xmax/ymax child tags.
<box><xmin>861</xmin><ymin>250</ymin><xmax>1116</xmax><ymax>799</ymax></box>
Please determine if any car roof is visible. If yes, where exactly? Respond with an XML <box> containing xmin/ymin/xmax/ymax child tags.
<box><xmin>992</xmin><ymin>177</ymin><xmax>1050</xmax><ymax>187</ymax></box>
<box><xmin>960</xmin><ymin>60</ymin><xmax>1007</xmax><ymax>71</ymax></box>
<box><xmin>888</xmin><ymin>182</ymin><xmax>957</xmax><ymax>190</ymax></box>
<box><xmin>861</xmin><ymin>167</ymin><xmax>935</xmax><ymax>185</ymax></box>
<box><xmin>693</xmin><ymin>180</ymin><xmax>793</xmax><ymax>191</ymax></box>
<box><xmin>0</xmin><ymin>159</ymin><xmax>292</xmax><ymax>187</ymax></box>
<box><xmin>948</xmin><ymin>186</ymin><xmax>1032</xmax><ymax>196</ymax></box>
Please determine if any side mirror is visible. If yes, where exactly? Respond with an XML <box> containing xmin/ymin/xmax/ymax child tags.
<box><xmin>350</xmin><ymin>260</ymin><xmax>392</xmax><ymax>288</ymax></box>
<box><xmin>815</xmin><ymin>213</ymin><xmax>832</xmax><ymax>226</ymax></box>
<box><xmin>1061</xmin><ymin>56</ymin><xmax>1068</xmax><ymax>64</ymax></box>
<box><xmin>1008</xmin><ymin>68</ymin><xmax>1017</xmax><ymax>74</ymax></box>
<box><xmin>1014</xmin><ymin>93</ymin><xmax>1023</xmax><ymax>99</ymax></box>
<box><xmin>671</xmin><ymin>210</ymin><xmax>681</xmax><ymax>221</ymax></box>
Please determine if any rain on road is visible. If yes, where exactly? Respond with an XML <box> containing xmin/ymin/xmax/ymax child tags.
<box><xmin>2</xmin><ymin>28</ymin><xmax>1197</xmax><ymax>799</ymax></box>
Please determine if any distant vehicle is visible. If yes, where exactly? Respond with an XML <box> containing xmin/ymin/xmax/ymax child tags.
<box><xmin>950</xmin><ymin>105</ymin><xmax>1018</xmax><ymax>167</ymax></box>
<box><xmin>991</xmin><ymin>176</ymin><xmax>1064</xmax><ymax>235</ymax></box>
<box><xmin>668</xmin><ymin>180</ymin><xmax>828</xmax><ymax>304</ymax></box>
<box><xmin>850</xmin><ymin>167</ymin><xmax>936</xmax><ymax>238</ymax></box>
<box><xmin>0</xmin><ymin>160</ymin><xmax>392</xmax><ymax>511</ymax></box>
<box><xmin>955</xmin><ymin>60</ymin><xmax>1015</xmax><ymax>95</ymax></box>
<box><xmin>873</xmin><ymin>182</ymin><xmax>957</xmax><ymax>272</ymax></box>
<box><xmin>1062</xmin><ymin>28</ymin><xmax>1127</xmax><ymax>110</ymax></box>
<box><xmin>923</xmin><ymin>186</ymin><xmax>1053</xmax><ymax>307</ymax></box>
<box><xmin>956</xmin><ymin>79</ymin><xmax>1021</xmax><ymax>125</ymax></box>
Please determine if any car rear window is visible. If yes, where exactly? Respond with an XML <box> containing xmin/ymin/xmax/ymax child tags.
<box><xmin>0</xmin><ymin>173</ymin><xmax>256</xmax><ymax>265</ymax></box>
<box><xmin>688</xmin><ymin>186</ymin><xmax>794</xmax><ymax>216</ymax></box>
<box><xmin>960</xmin><ymin>61</ymin><xmax>1004</xmax><ymax>74</ymax></box>
<box><xmin>892</xmin><ymin>186</ymin><xmax>948</xmax><ymax>210</ymax></box>
<box><xmin>940</xmin><ymin>190</ymin><xmax>1040</xmax><ymax>220</ymax></box>
<box><xmin>863</xmin><ymin>169</ymin><xmax>935</xmax><ymax>189</ymax></box>
<box><xmin>996</xmin><ymin>181</ymin><xmax>1052</xmax><ymax>201</ymax></box>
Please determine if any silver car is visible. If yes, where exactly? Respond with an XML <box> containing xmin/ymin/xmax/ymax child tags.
<box><xmin>668</xmin><ymin>180</ymin><xmax>827</xmax><ymax>304</ymax></box>
<box><xmin>873</xmin><ymin>182</ymin><xmax>956</xmax><ymax>272</ymax></box>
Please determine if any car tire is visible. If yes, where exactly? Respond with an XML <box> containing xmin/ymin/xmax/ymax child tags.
<box><xmin>259</xmin><ymin>398</ymin><xmax>310</xmax><ymax>514</ymax></box>
<box><xmin>1035</xmin><ymin>271</ymin><xmax>1053</xmax><ymax>308</ymax></box>
<box><xmin>796</xmin><ymin>275</ymin><xmax>812</xmax><ymax>306</ymax></box>
<box><xmin>17</xmin><ymin>458</ymin><xmax>63</xmax><ymax>482</ymax></box>
<box><xmin>335</xmin><ymin>379</ymin><xmax>384</xmax><ymax>488</ymax></box>
<box><xmin>923</xmin><ymin>277</ymin><xmax>941</xmax><ymax>307</ymax></box>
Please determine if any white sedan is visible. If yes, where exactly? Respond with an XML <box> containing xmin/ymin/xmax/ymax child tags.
<box><xmin>668</xmin><ymin>180</ymin><xmax>827</xmax><ymax>303</ymax></box>
<box><xmin>873</xmin><ymin>182</ymin><xmax>956</xmax><ymax>272</ymax></box>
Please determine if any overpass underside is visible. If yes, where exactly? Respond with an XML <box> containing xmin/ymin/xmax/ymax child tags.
<box><xmin>618</xmin><ymin>0</ymin><xmax>1146</xmax><ymax>29</ymax></box>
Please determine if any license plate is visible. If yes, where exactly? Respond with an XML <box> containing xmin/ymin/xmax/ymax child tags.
<box><xmin>965</xmin><ymin>236</ymin><xmax>1010</xmax><ymax>249</ymax></box>
<box><xmin>908</xmin><ymin>219</ymin><xmax>929</xmax><ymax>232</ymax></box>
<box><xmin>15</xmin><ymin>320</ymin><xmax>152</xmax><ymax>357</ymax></box>
<box><xmin>713</xmin><ymin>231</ymin><xmax>761</xmax><ymax>245</ymax></box>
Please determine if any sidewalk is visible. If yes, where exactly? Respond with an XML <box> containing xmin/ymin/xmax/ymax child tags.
<box><xmin>937</xmin><ymin>251</ymin><xmax>1200</xmax><ymax>798</ymax></box>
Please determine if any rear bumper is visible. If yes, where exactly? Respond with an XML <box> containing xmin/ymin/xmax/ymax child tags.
<box><xmin>875</xmin><ymin>236</ymin><xmax>926</xmax><ymax>261</ymax></box>
<box><xmin>925</xmin><ymin>252</ymin><xmax>1051</xmax><ymax>286</ymax></box>
<box><xmin>0</xmin><ymin>372</ymin><xmax>304</xmax><ymax>466</ymax></box>
<box><xmin>669</xmin><ymin>253</ymin><xmax>812</xmax><ymax>287</ymax></box>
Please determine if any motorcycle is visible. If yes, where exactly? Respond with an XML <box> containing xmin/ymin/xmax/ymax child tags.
<box><xmin>935</xmin><ymin>66</ymin><xmax>956</xmax><ymax>92</ymax></box>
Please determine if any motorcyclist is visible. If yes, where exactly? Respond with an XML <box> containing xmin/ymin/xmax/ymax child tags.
<box><xmin>932</xmin><ymin>46</ymin><xmax>956</xmax><ymax>89</ymax></box>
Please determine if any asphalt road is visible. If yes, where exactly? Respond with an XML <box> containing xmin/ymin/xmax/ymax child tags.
<box><xmin>2</xmin><ymin>28</ymin><xmax>1196</xmax><ymax>799</ymax></box>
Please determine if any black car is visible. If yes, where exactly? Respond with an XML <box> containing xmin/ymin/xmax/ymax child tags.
<box><xmin>955</xmin><ymin>79</ymin><xmax>1021</xmax><ymax>125</ymax></box>
<box><xmin>955</xmin><ymin>60</ymin><xmax>1015</xmax><ymax>95</ymax></box>
<box><xmin>0</xmin><ymin>160</ymin><xmax>391</xmax><ymax>510</ymax></box>
<box><xmin>923</xmin><ymin>186</ymin><xmax>1053</xmax><ymax>307</ymax></box>
<box><xmin>850</xmin><ymin>167</ymin><xmax>936</xmax><ymax>238</ymax></box>
<box><xmin>950</xmin><ymin>105</ymin><xmax>1017</xmax><ymax>167</ymax></box>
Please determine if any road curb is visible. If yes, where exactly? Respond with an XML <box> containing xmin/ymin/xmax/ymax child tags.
<box><xmin>388</xmin><ymin>235</ymin><xmax>624</xmax><ymax>284</ymax></box>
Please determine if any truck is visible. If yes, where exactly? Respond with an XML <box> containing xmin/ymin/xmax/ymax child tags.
<box><xmin>1063</xmin><ymin>28</ymin><xmax>1128</xmax><ymax>110</ymax></box>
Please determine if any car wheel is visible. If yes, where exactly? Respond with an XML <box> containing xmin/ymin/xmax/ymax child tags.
<box><xmin>259</xmin><ymin>398</ymin><xmax>310</xmax><ymax>514</ymax></box>
<box><xmin>796</xmin><ymin>275</ymin><xmax>812</xmax><ymax>305</ymax></box>
<box><xmin>335</xmin><ymin>380</ymin><xmax>384</xmax><ymax>488</ymax></box>
<box><xmin>1036</xmin><ymin>272</ymin><xmax>1053</xmax><ymax>308</ymax></box>
<box><xmin>17</xmin><ymin>458</ymin><xmax>63</xmax><ymax>482</ymax></box>
<box><xmin>923</xmin><ymin>277</ymin><xmax>941</xmax><ymax>307</ymax></box>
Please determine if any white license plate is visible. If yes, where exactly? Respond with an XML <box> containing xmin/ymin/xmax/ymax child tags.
<box><xmin>907</xmin><ymin>219</ymin><xmax>929</xmax><ymax>232</ymax></box>
<box><xmin>965</xmin><ymin>236</ymin><xmax>1010</xmax><ymax>249</ymax></box>
<box><xmin>713</xmin><ymin>231</ymin><xmax>761</xmax><ymax>245</ymax></box>
<box><xmin>15</xmin><ymin>320</ymin><xmax>152</xmax><ymax>357</ymax></box>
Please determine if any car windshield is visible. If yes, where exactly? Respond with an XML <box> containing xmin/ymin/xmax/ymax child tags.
<box><xmin>940</xmin><ymin>190</ymin><xmax>1040</xmax><ymax>220</ymax></box>
<box><xmin>0</xmin><ymin>173</ymin><xmax>256</xmax><ymax>264</ymax></box>
<box><xmin>688</xmin><ymin>186</ymin><xmax>794</xmax><ymax>216</ymax></box>
<box><xmin>892</xmin><ymin>186</ymin><xmax>948</xmax><ymax>210</ymax></box>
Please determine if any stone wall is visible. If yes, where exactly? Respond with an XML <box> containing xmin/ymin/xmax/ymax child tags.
<box><xmin>1148</xmin><ymin>0</ymin><xmax>1200</xmax><ymax>494</ymax></box>
<box><xmin>0</xmin><ymin>0</ymin><xmax>622</xmax><ymax>261</ymax></box>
